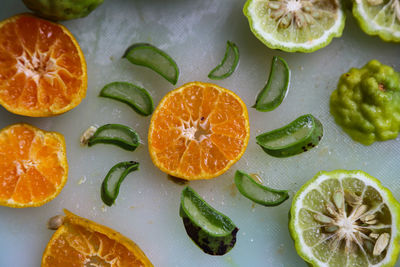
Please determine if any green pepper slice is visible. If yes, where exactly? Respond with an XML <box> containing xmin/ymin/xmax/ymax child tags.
<box><xmin>234</xmin><ymin>170</ymin><xmax>289</xmax><ymax>206</ymax></box>
<box><xmin>101</xmin><ymin>161</ymin><xmax>139</xmax><ymax>206</ymax></box>
<box><xmin>208</xmin><ymin>41</ymin><xmax>239</xmax><ymax>80</ymax></box>
<box><xmin>99</xmin><ymin>82</ymin><xmax>154</xmax><ymax>116</ymax></box>
<box><xmin>253</xmin><ymin>56</ymin><xmax>290</xmax><ymax>111</ymax></box>
<box><xmin>123</xmin><ymin>43</ymin><xmax>179</xmax><ymax>85</ymax></box>
<box><xmin>256</xmin><ymin>114</ymin><xmax>323</xmax><ymax>157</ymax></box>
<box><xmin>179</xmin><ymin>186</ymin><xmax>238</xmax><ymax>255</ymax></box>
<box><xmin>88</xmin><ymin>124</ymin><xmax>140</xmax><ymax>151</ymax></box>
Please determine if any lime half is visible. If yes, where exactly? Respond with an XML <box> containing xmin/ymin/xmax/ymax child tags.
<box><xmin>243</xmin><ymin>0</ymin><xmax>346</xmax><ymax>52</ymax></box>
<box><xmin>289</xmin><ymin>170</ymin><xmax>400</xmax><ymax>266</ymax></box>
<box><xmin>353</xmin><ymin>0</ymin><xmax>400</xmax><ymax>42</ymax></box>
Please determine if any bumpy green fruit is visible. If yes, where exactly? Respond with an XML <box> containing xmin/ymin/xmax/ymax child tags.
<box><xmin>23</xmin><ymin>0</ymin><xmax>104</xmax><ymax>21</ymax></box>
<box><xmin>330</xmin><ymin>60</ymin><xmax>400</xmax><ymax>145</ymax></box>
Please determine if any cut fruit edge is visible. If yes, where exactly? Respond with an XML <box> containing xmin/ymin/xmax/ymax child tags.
<box><xmin>289</xmin><ymin>170</ymin><xmax>400</xmax><ymax>266</ymax></box>
<box><xmin>243</xmin><ymin>0</ymin><xmax>346</xmax><ymax>52</ymax></box>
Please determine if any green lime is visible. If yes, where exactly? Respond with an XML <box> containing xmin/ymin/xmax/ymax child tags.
<box><xmin>243</xmin><ymin>0</ymin><xmax>346</xmax><ymax>52</ymax></box>
<box><xmin>289</xmin><ymin>170</ymin><xmax>400</xmax><ymax>266</ymax></box>
<box><xmin>353</xmin><ymin>0</ymin><xmax>400</xmax><ymax>42</ymax></box>
<box><xmin>22</xmin><ymin>0</ymin><xmax>104</xmax><ymax>21</ymax></box>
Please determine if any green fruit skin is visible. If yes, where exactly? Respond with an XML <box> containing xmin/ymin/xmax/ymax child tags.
<box><xmin>23</xmin><ymin>0</ymin><xmax>104</xmax><ymax>21</ymax></box>
<box><xmin>330</xmin><ymin>60</ymin><xmax>400</xmax><ymax>145</ymax></box>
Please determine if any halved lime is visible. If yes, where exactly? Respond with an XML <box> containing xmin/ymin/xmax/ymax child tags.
<box><xmin>289</xmin><ymin>170</ymin><xmax>400</xmax><ymax>266</ymax></box>
<box><xmin>353</xmin><ymin>0</ymin><xmax>400</xmax><ymax>42</ymax></box>
<box><xmin>243</xmin><ymin>0</ymin><xmax>346</xmax><ymax>52</ymax></box>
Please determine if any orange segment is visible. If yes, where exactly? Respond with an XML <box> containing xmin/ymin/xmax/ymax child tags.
<box><xmin>0</xmin><ymin>14</ymin><xmax>87</xmax><ymax>117</ymax></box>
<box><xmin>42</xmin><ymin>210</ymin><xmax>153</xmax><ymax>267</ymax></box>
<box><xmin>0</xmin><ymin>123</ymin><xmax>67</xmax><ymax>207</ymax></box>
<box><xmin>148</xmin><ymin>81</ymin><xmax>250</xmax><ymax>180</ymax></box>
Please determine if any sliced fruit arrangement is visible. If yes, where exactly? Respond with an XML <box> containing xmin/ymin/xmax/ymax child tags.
<box><xmin>353</xmin><ymin>0</ymin><xmax>400</xmax><ymax>42</ymax></box>
<box><xmin>0</xmin><ymin>14</ymin><xmax>87</xmax><ymax>117</ymax></box>
<box><xmin>148</xmin><ymin>81</ymin><xmax>250</xmax><ymax>180</ymax></box>
<box><xmin>243</xmin><ymin>0</ymin><xmax>346</xmax><ymax>52</ymax></box>
<box><xmin>256</xmin><ymin>114</ymin><xmax>323</xmax><ymax>157</ymax></box>
<box><xmin>42</xmin><ymin>209</ymin><xmax>153</xmax><ymax>266</ymax></box>
<box><xmin>234</xmin><ymin>170</ymin><xmax>289</xmax><ymax>206</ymax></box>
<box><xmin>289</xmin><ymin>170</ymin><xmax>400</xmax><ymax>267</ymax></box>
<box><xmin>0</xmin><ymin>123</ymin><xmax>67</xmax><ymax>208</ymax></box>
<box><xmin>208</xmin><ymin>41</ymin><xmax>240</xmax><ymax>80</ymax></box>
<box><xmin>123</xmin><ymin>43</ymin><xmax>179</xmax><ymax>85</ymax></box>
<box><xmin>180</xmin><ymin>186</ymin><xmax>238</xmax><ymax>255</ymax></box>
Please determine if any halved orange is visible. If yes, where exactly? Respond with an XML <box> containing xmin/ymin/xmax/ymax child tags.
<box><xmin>0</xmin><ymin>123</ymin><xmax>67</xmax><ymax>207</ymax></box>
<box><xmin>148</xmin><ymin>81</ymin><xmax>250</xmax><ymax>180</ymax></box>
<box><xmin>0</xmin><ymin>14</ymin><xmax>87</xmax><ymax>117</ymax></box>
<box><xmin>42</xmin><ymin>209</ymin><xmax>153</xmax><ymax>267</ymax></box>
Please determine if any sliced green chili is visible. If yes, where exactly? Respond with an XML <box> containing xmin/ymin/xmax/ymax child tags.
<box><xmin>179</xmin><ymin>186</ymin><xmax>238</xmax><ymax>255</ymax></box>
<box><xmin>123</xmin><ymin>43</ymin><xmax>179</xmax><ymax>85</ymax></box>
<box><xmin>256</xmin><ymin>114</ymin><xmax>323</xmax><ymax>158</ymax></box>
<box><xmin>234</xmin><ymin>170</ymin><xmax>289</xmax><ymax>206</ymax></box>
<box><xmin>253</xmin><ymin>56</ymin><xmax>290</xmax><ymax>111</ymax></box>
<box><xmin>99</xmin><ymin>82</ymin><xmax>154</xmax><ymax>116</ymax></box>
<box><xmin>101</xmin><ymin>161</ymin><xmax>139</xmax><ymax>206</ymax></box>
<box><xmin>88</xmin><ymin>124</ymin><xmax>140</xmax><ymax>151</ymax></box>
<box><xmin>208</xmin><ymin>41</ymin><xmax>239</xmax><ymax>80</ymax></box>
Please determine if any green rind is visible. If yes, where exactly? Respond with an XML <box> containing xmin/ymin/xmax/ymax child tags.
<box><xmin>234</xmin><ymin>170</ymin><xmax>289</xmax><ymax>206</ymax></box>
<box><xmin>256</xmin><ymin>114</ymin><xmax>323</xmax><ymax>157</ymax></box>
<box><xmin>289</xmin><ymin>170</ymin><xmax>400</xmax><ymax>267</ymax></box>
<box><xmin>208</xmin><ymin>41</ymin><xmax>240</xmax><ymax>80</ymax></box>
<box><xmin>123</xmin><ymin>43</ymin><xmax>179</xmax><ymax>85</ymax></box>
<box><xmin>179</xmin><ymin>186</ymin><xmax>238</xmax><ymax>255</ymax></box>
<box><xmin>253</xmin><ymin>56</ymin><xmax>290</xmax><ymax>111</ymax></box>
<box><xmin>352</xmin><ymin>1</ymin><xmax>400</xmax><ymax>43</ymax></box>
<box><xmin>101</xmin><ymin>161</ymin><xmax>139</xmax><ymax>206</ymax></box>
<box><xmin>99</xmin><ymin>81</ymin><xmax>154</xmax><ymax>116</ymax></box>
<box><xmin>243</xmin><ymin>0</ymin><xmax>346</xmax><ymax>53</ymax></box>
<box><xmin>88</xmin><ymin>124</ymin><xmax>140</xmax><ymax>151</ymax></box>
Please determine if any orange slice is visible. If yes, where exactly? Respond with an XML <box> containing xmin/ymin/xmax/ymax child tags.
<box><xmin>0</xmin><ymin>14</ymin><xmax>87</xmax><ymax>117</ymax></box>
<box><xmin>0</xmin><ymin>123</ymin><xmax>67</xmax><ymax>207</ymax></box>
<box><xmin>148</xmin><ymin>81</ymin><xmax>250</xmax><ymax>180</ymax></box>
<box><xmin>42</xmin><ymin>209</ymin><xmax>153</xmax><ymax>267</ymax></box>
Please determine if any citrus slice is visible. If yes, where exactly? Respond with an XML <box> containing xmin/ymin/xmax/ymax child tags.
<box><xmin>0</xmin><ymin>14</ymin><xmax>87</xmax><ymax>117</ymax></box>
<box><xmin>243</xmin><ymin>0</ymin><xmax>346</xmax><ymax>52</ymax></box>
<box><xmin>42</xmin><ymin>209</ymin><xmax>153</xmax><ymax>266</ymax></box>
<box><xmin>148</xmin><ymin>81</ymin><xmax>250</xmax><ymax>180</ymax></box>
<box><xmin>289</xmin><ymin>170</ymin><xmax>400</xmax><ymax>267</ymax></box>
<box><xmin>0</xmin><ymin>123</ymin><xmax>67</xmax><ymax>208</ymax></box>
<box><xmin>353</xmin><ymin>0</ymin><xmax>400</xmax><ymax>42</ymax></box>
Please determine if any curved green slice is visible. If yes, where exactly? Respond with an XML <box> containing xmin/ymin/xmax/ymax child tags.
<box><xmin>99</xmin><ymin>82</ymin><xmax>154</xmax><ymax>116</ymax></box>
<box><xmin>179</xmin><ymin>186</ymin><xmax>238</xmax><ymax>255</ymax></box>
<box><xmin>289</xmin><ymin>170</ymin><xmax>400</xmax><ymax>267</ymax></box>
<box><xmin>243</xmin><ymin>0</ymin><xmax>346</xmax><ymax>52</ymax></box>
<box><xmin>123</xmin><ymin>43</ymin><xmax>179</xmax><ymax>85</ymax></box>
<box><xmin>253</xmin><ymin>56</ymin><xmax>290</xmax><ymax>111</ymax></box>
<box><xmin>256</xmin><ymin>114</ymin><xmax>323</xmax><ymax>157</ymax></box>
<box><xmin>353</xmin><ymin>0</ymin><xmax>400</xmax><ymax>42</ymax></box>
<box><xmin>234</xmin><ymin>170</ymin><xmax>289</xmax><ymax>206</ymax></box>
<box><xmin>101</xmin><ymin>161</ymin><xmax>139</xmax><ymax>206</ymax></box>
<box><xmin>208</xmin><ymin>41</ymin><xmax>240</xmax><ymax>80</ymax></box>
<box><xmin>88</xmin><ymin>124</ymin><xmax>140</xmax><ymax>151</ymax></box>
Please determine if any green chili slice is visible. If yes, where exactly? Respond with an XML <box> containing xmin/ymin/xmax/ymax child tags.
<box><xmin>234</xmin><ymin>170</ymin><xmax>289</xmax><ymax>206</ymax></box>
<box><xmin>208</xmin><ymin>41</ymin><xmax>239</xmax><ymax>80</ymax></box>
<box><xmin>99</xmin><ymin>82</ymin><xmax>154</xmax><ymax>116</ymax></box>
<box><xmin>256</xmin><ymin>114</ymin><xmax>323</xmax><ymax>158</ymax></box>
<box><xmin>253</xmin><ymin>56</ymin><xmax>290</xmax><ymax>111</ymax></box>
<box><xmin>123</xmin><ymin>43</ymin><xmax>179</xmax><ymax>85</ymax></box>
<box><xmin>101</xmin><ymin>161</ymin><xmax>139</xmax><ymax>206</ymax></box>
<box><xmin>88</xmin><ymin>124</ymin><xmax>140</xmax><ymax>151</ymax></box>
<box><xmin>179</xmin><ymin>186</ymin><xmax>238</xmax><ymax>255</ymax></box>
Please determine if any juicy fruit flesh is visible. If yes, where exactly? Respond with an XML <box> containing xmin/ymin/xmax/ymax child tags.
<box><xmin>0</xmin><ymin>15</ymin><xmax>85</xmax><ymax>116</ymax></box>
<box><xmin>149</xmin><ymin>83</ymin><xmax>249</xmax><ymax>180</ymax></box>
<box><xmin>0</xmin><ymin>124</ymin><xmax>67</xmax><ymax>206</ymax></box>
